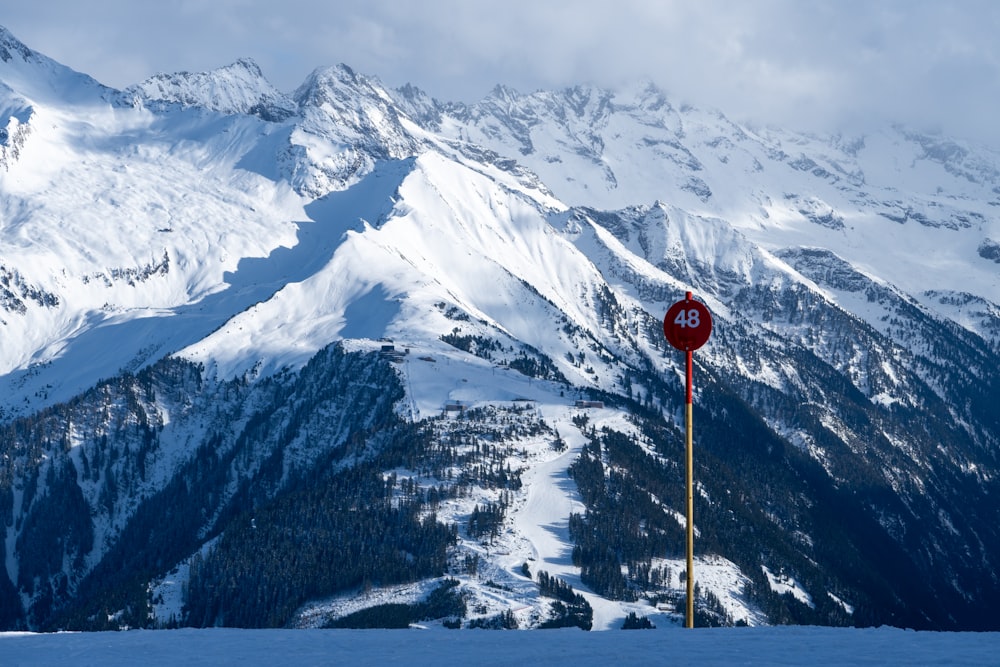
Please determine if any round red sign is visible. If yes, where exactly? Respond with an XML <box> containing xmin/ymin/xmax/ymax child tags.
<box><xmin>663</xmin><ymin>296</ymin><xmax>713</xmax><ymax>351</ymax></box>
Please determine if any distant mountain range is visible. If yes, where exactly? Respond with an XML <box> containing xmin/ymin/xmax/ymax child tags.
<box><xmin>1</xmin><ymin>24</ymin><xmax>998</xmax><ymax>632</ymax></box>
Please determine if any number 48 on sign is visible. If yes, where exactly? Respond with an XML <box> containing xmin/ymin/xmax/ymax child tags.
<box><xmin>673</xmin><ymin>307</ymin><xmax>702</xmax><ymax>329</ymax></box>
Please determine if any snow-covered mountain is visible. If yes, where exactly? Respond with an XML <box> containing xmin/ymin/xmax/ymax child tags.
<box><xmin>1</xmin><ymin>24</ymin><xmax>999</xmax><ymax>632</ymax></box>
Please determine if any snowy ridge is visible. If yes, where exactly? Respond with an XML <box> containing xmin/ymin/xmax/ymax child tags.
<box><xmin>127</xmin><ymin>58</ymin><xmax>297</xmax><ymax>121</ymax></box>
<box><xmin>0</xmin><ymin>25</ymin><xmax>119</xmax><ymax>106</ymax></box>
<box><xmin>424</xmin><ymin>83</ymin><xmax>1000</xmax><ymax>316</ymax></box>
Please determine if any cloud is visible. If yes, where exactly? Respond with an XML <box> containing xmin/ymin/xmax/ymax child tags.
<box><xmin>5</xmin><ymin>0</ymin><xmax>1000</xmax><ymax>146</ymax></box>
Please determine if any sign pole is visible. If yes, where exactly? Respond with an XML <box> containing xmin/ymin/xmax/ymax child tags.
<box><xmin>685</xmin><ymin>345</ymin><xmax>694</xmax><ymax>628</ymax></box>
<box><xmin>663</xmin><ymin>290</ymin><xmax>712</xmax><ymax>630</ymax></box>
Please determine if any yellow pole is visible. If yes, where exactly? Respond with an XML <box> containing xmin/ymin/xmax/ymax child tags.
<box><xmin>685</xmin><ymin>355</ymin><xmax>694</xmax><ymax>628</ymax></box>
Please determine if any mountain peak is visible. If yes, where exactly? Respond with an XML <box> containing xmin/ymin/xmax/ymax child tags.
<box><xmin>0</xmin><ymin>24</ymin><xmax>113</xmax><ymax>105</ymax></box>
<box><xmin>485</xmin><ymin>83</ymin><xmax>525</xmax><ymax>105</ymax></box>
<box><xmin>228</xmin><ymin>57</ymin><xmax>263</xmax><ymax>78</ymax></box>
<box><xmin>292</xmin><ymin>63</ymin><xmax>393</xmax><ymax>109</ymax></box>
<box><xmin>0</xmin><ymin>25</ymin><xmax>35</xmax><ymax>65</ymax></box>
<box><xmin>127</xmin><ymin>57</ymin><xmax>297</xmax><ymax>121</ymax></box>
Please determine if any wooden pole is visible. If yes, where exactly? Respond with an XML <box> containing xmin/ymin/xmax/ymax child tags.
<box><xmin>685</xmin><ymin>344</ymin><xmax>694</xmax><ymax>628</ymax></box>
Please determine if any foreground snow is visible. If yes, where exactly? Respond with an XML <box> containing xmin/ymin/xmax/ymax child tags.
<box><xmin>4</xmin><ymin>627</ymin><xmax>999</xmax><ymax>666</ymax></box>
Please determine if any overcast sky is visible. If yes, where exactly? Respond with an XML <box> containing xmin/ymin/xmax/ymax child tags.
<box><xmin>5</xmin><ymin>1</ymin><xmax>1000</xmax><ymax>146</ymax></box>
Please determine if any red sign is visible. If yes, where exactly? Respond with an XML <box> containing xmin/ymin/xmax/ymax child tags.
<box><xmin>664</xmin><ymin>296</ymin><xmax>713</xmax><ymax>351</ymax></box>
